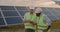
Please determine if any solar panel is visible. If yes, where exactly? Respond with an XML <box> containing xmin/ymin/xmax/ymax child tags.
<box><xmin>19</xmin><ymin>11</ymin><xmax>29</xmax><ymax>16</ymax></box>
<box><xmin>2</xmin><ymin>11</ymin><xmax>19</xmax><ymax>17</ymax></box>
<box><xmin>47</xmin><ymin>8</ymin><xmax>60</xmax><ymax>20</ymax></box>
<box><xmin>15</xmin><ymin>6</ymin><xmax>29</xmax><ymax>17</ymax></box>
<box><xmin>54</xmin><ymin>8</ymin><xmax>60</xmax><ymax>15</ymax></box>
<box><xmin>0</xmin><ymin>6</ymin><xmax>60</xmax><ymax>26</ymax></box>
<box><xmin>0</xmin><ymin>6</ymin><xmax>23</xmax><ymax>26</ymax></box>
<box><xmin>5</xmin><ymin>17</ymin><xmax>22</xmax><ymax>24</ymax></box>
<box><xmin>46</xmin><ymin>8</ymin><xmax>57</xmax><ymax>14</ymax></box>
<box><xmin>0</xmin><ymin>12</ymin><xmax>2</xmax><ymax>17</ymax></box>
<box><xmin>41</xmin><ymin>7</ymin><xmax>60</xmax><ymax>20</ymax></box>
<box><xmin>15</xmin><ymin>6</ymin><xmax>29</xmax><ymax>11</ymax></box>
<box><xmin>0</xmin><ymin>6</ymin><xmax>15</xmax><ymax>10</ymax></box>
<box><xmin>41</xmin><ymin>8</ymin><xmax>52</xmax><ymax>16</ymax></box>
<box><xmin>0</xmin><ymin>18</ymin><xmax>5</xmax><ymax>25</ymax></box>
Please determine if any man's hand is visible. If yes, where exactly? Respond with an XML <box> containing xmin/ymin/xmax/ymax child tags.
<box><xmin>23</xmin><ymin>19</ymin><xmax>37</xmax><ymax>26</ymax></box>
<box><xmin>23</xmin><ymin>20</ymin><xmax>31</xmax><ymax>23</ymax></box>
<box><xmin>30</xmin><ymin>21</ymin><xmax>37</xmax><ymax>25</ymax></box>
<box><xmin>43</xmin><ymin>26</ymin><xmax>51</xmax><ymax>32</ymax></box>
<box><xmin>23</xmin><ymin>20</ymin><xmax>37</xmax><ymax>32</ymax></box>
<box><xmin>23</xmin><ymin>20</ymin><xmax>37</xmax><ymax>25</ymax></box>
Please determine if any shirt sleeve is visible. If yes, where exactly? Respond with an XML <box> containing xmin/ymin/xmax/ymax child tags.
<box><xmin>44</xmin><ymin>15</ymin><xmax>52</xmax><ymax>26</ymax></box>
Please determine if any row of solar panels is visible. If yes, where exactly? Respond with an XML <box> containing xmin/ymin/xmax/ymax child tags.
<box><xmin>41</xmin><ymin>7</ymin><xmax>60</xmax><ymax>20</ymax></box>
<box><xmin>0</xmin><ymin>6</ymin><xmax>60</xmax><ymax>27</ymax></box>
<box><xmin>0</xmin><ymin>6</ymin><xmax>29</xmax><ymax>27</ymax></box>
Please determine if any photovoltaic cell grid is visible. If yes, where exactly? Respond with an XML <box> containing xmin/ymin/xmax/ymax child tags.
<box><xmin>0</xmin><ymin>18</ymin><xmax>5</xmax><ymax>25</ymax></box>
<box><xmin>0</xmin><ymin>6</ymin><xmax>60</xmax><ymax>26</ymax></box>
<box><xmin>0</xmin><ymin>6</ymin><xmax>15</xmax><ymax>10</ymax></box>
<box><xmin>3</xmin><ymin>11</ymin><xmax>19</xmax><ymax>17</ymax></box>
<box><xmin>0</xmin><ymin>12</ymin><xmax>2</xmax><ymax>17</ymax></box>
<box><xmin>15</xmin><ymin>6</ymin><xmax>29</xmax><ymax>16</ymax></box>
<box><xmin>0</xmin><ymin>6</ymin><xmax>29</xmax><ymax>26</ymax></box>
<box><xmin>41</xmin><ymin>7</ymin><xmax>60</xmax><ymax>20</ymax></box>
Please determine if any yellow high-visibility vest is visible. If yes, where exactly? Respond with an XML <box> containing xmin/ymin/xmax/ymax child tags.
<box><xmin>24</xmin><ymin>12</ymin><xmax>36</xmax><ymax>29</ymax></box>
<box><xmin>35</xmin><ymin>13</ymin><xmax>48</xmax><ymax>32</ymax></box>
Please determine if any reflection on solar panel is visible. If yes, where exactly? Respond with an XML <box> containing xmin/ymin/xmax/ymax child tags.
<box><xmin>0</xmin><ymin>6</ymin><xmax>60</xmax><ymax>27</ymax></box>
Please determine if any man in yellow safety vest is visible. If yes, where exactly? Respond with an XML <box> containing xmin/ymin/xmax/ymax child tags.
<box><xmin>23</xmin><ymin>6</ymin><xmax>36</xmax><ymax>32</ymax></box>
<box><xmin>35</xmin><ymin>8</ymin><xmax>51</xmax><ymax>32</ymax></box>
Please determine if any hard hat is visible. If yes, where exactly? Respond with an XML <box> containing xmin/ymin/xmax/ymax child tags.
<box><xmin>29</xmin><ymin>4</ymin><xmax>35</xmax><ymax>9</ymax></box>
<box><xmin>35</xmin><ymin>8</ymin><xmax>42</xmax><ymax>13</ymax></box>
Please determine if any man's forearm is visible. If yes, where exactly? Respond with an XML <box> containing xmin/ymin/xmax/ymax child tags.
<box><xmin>30</xmin><ymin>21</ymin><xmax>37</xmax><ymax>25</ymax></box>
<box><xmin>23</xmin><ymin>20</ymin><xmax>37</xmax><ymax>25</ymax></box>
<box><xmin>23</xmin><ymin>20</ymin><xmax>31</xmax><ymax>23</ymax></box>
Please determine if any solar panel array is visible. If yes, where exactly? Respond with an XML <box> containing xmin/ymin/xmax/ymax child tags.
<box><xmin>41</xmin><ymin>7</ymin><xmax>60</xmax><ymax>20</ymax></box>
<box><xmin>0</xmin><ymin>6</ymin><xmax>60</xmax><ymax>27</ymax></box>
<box><xmin>0</xmin><ymin>6</ymin><xmax>29</xmax><ymax>26</ymax></box>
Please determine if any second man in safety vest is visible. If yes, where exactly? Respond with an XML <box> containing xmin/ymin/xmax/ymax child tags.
<box><xmin>35</xmin><ymin>8</ymin><xmax>51</xmax><ymax>32</ymax></box>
